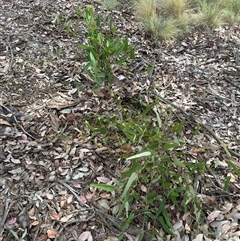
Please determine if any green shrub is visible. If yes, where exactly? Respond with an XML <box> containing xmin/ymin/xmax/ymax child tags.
<box><xmin>57</xmin><ymin>7</ymin><xmax>134</xmax><ymax>87</ymax></box>
<box><xmin>78</xmin><ymin>7</ymin><xmax>134</xmax><ymax>86</ymax></box>
<box><xmin>87</xmin><ymin>100</ymin><xmax>206</xmax><ymax>238</ymax></box>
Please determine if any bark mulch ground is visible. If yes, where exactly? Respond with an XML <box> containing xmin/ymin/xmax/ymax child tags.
<box><xmin>0</xmin><ymin>0</ymin><xmax>240</xmax><ymax>240</ymax></box>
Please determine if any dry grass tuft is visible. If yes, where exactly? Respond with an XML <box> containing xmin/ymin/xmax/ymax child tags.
<box><xmin>158</xmin><ymin>0</ymin><xmax>190</xmax><ymax>17</ymax></box>
<box><xmin>193</xmin><ymin>0</ymin><xmax>225</xmax><ymax>29</ymax></box>
<box><xmin>134</xmin><ymin>0</ymin><xmax>158</xmax><ymax>20</ymax></box>
<box><xmin>157</xmin><ymin>17</ymin><xmax>181</xmax><ymax>40</ymax></box>
<box><xmin>134</xmin><ymin>0</ymin><xmax>240</xmax><ymax>40</ymax></box>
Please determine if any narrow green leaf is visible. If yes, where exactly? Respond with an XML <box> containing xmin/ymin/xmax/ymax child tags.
<box><xmin>130</xmin><ymin>47</ymin><xmax>135</xmax><ymax>59</ymax></box>
<box><xmin>123</xmin><ymin>38</ymin><xmax>129</xmax><ymax>51</ymax></box>
<box><xmin>137</xmin><ymin>232</ymin><xmax>144</xmax><ymax>241</ymax></box>
<box><xmin>227</xmin><ymin>161</ymin><xmax>240</xmax><ymax>175</ymax></box>
<box><xmin>173</xmin><ymin>158</ymin><xmax>186</xmax><ymax>168</ymax></box>
<box><xmin>22</xmin><ymin>229</ymin><xmax>28</xmax><ymax>239</ymax></box>
<box><xmin>89</xmin><ymin>52</ymin><xmax>97</xmax><ymax>68</ymax></box>
<box><xmin>146</xmin><ymin>212</ymin><xmax>155</xmax><ymax>219</ymax></box>
<box><xmin>117</xmin><ymin>56</ymin><xmax>128</xmax><ymax>65</ymax></box>
<box><xmin>142</xmin><ymin>102</ymin><xmax>157</xmax><ymax>116</ymax></box>
<box><xmin>158</xmin><ymin>216</ymin><xmax>173</xmax><ymax>235</ymax></box>
<box><xmin>121</xmin><ymin>164</ymin><xmax>143</xmax><ymax>179</ymax></box>
<box><xmin>90</xmin><ymin>183</ymin><xmax>114</xmax><ymax>192</ymax></box>
<box><xmin>221</xmin><ymin>142</ymin><xmax>231</xmax><ymax>157</ymax></box>
<box><xmin>10</xmin><ymin>230</ymin><xmax>19</xmax><ymax>239</ymax></box>
<box><xmin>172</xmin><ymin>119</ymin><xmax>185</xmax><ymax>133</ymax></box>
<box><xmin>224</xmin><ymin>176</ymin><xmax>231</xmax><ymax>191</ymax></box>
<box><xmin>153</xmin><ymin>108</ymin><xmax>162</xmax><ymax>128</ymax></box>
<box><xmin>117</xmin><ymin>202</ymin><xmax>125</xmax><ymax>218</ymax></box>
<box><xmin>126</xmin><ymin>151</ymin><xmax>151</xmax><ymax>160</ymax></box>
<box><xmin>146</xmin><ymin>66</ymin><xmax>154</xmax><ymax>73</ymax></box>
<box><xmin>162</xmin><ymin>210</ymin><xmax>173</xmax><ymax>230</ymax></box>
<box><xmin>114</xmin><ymin>43</ymin><xmax>125</xmax><ymax>56</ymax></box>
<box><xmin>118</xmin><ymin>233</ymin><xmax>125</xmax><ymax>241</ymax></box>
<box><xmin>78</xmin><ymin>43</ymin><xmax>90</xmax><ymax>50</ymax></box>
<box><xmin>194</xmin><ymin>123</ymin><xmax>200</xmax><ymax>135</ymax></box>
<box><xmin>124</xmin><ymin>201</ymin><xmax>130</xmax><ymax>217</ymax></box>
<box><xmin>96</xmin><ymin>15</ymin><xmax>101</xmax><ymax>27</ymax></box>
<box><xmin>76</xmin><ymin>8</ymin><xmax>82</xmax><ymax>15</ymax></box>
<box><xmin>155</xmin><ymin>200</ymin><xmax>165</xmax><ymax>219</ymax></box>
<box><xmin>163</xmin><ymin>143</ymin><xmax>179</xmax><ymax>150</ymax></box>
<box><xmin>121</xmin><ymin>172</ymin><xmax>137</xmax><ymax>198</ymax></box>
<box><xmin>56</xmin><ymin>14</ymin><xmax>61</xmax><ymax>24</ymax></box>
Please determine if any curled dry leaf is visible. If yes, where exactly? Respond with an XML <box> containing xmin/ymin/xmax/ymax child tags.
<box><xmin>96</xmin><ymin>176</ymin><xmax>110</xmax><ymax>183</ymax></box>
<box><xmin>229</xmin><ymin>209</ymin><xmax>240</xmax><ymax>223</ymax></box>
<box><xmin>31</xmin><ymin>220</ymin><xmax>40</xmax><ymax>226</ymax></box>
<box><xmin>78</xmin><ymin>231</ymin><xmax>92</xmax><ymax>241</ymax></box>
<box><xmin>193</xmin><ymin>234</ymin><xmax>203</xmax><ymax>241</ymax></box>
<box><xmin>67</xmin><ymin>194</ymin><xmax>73</xmax><ymax>203</ymax></box>
<box><xmin>79</xmin><ymin>195</ymin><xmax>87</xmax><ymax>203</ymax></box>
<box><xmin>222</xmin><ymin>202</ymin><xmax>233</xmax><ymax>213</ymax></box>
<box><xmin>207</xmin><ymin>210</ymin><xmax>221</xmax><ymax>221</ymax></box>
<box><xmin>47</xmin><ymin>229</ymin><xmax>58</xmax><ymax>239</ymax></box>
<box><xmin>140</xmin><ymin>184</ymin><xmax>147</xmax><ymax>193</ymax></box>
<box><xmin>210</xmin><ymin>220</ymin><xmax>230</xmax><ymax>238</ymax></box>
<box><xmin>50</xmin><ymin>213</ymin><xmax>60</xmax><ymax>221</ymax></box>
<box><xmin>173</xmin><ymin>220</ymin><xmax>183</xmax><ymax>230</ymax></box>
<box><xmin>60</xmin><ymin>214</ymin><xmax>73</xmax><ymax>222</ymax></box>
<box><xmin>45</xmin><ymin>193</ymin><xmax>54</xmax><ymax>200</ymax></box>
<box><xmin>100</xmin><ymin>192</ymin><xmax>111</xmax><ymax>199</ymax></box>
<box><xmin>7</xmin><ymin>217</ymin><xmax>17</xmax><ymax>225</ymax></box>
<box><xmin>98</xmin><ymin>199</ymin><xmax>110</xmax><ymax>210</ymax></box>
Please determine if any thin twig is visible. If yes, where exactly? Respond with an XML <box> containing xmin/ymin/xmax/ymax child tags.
<box><xmin>17</xmin><ymin>123</ymin><xmax>37</xmax><ymax>140</ymax></box>
<box><xmin>223</xmin><ymin>76</ymin><xmax>240</xmax><ymax>90</ymax></box>
<box><xmin>0</xmin><ymin>200</ymin><xmax>15</xmax><ymax>236</ymax></box>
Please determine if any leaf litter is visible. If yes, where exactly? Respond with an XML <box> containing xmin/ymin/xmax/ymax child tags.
<box><xmin>0</xmin><ymin>0</ymin><xmax>240</xmax><ymax>240</ymax></box>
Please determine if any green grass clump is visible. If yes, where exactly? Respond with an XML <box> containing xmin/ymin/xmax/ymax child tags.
<box><xmin>157</xmin><ymin>17</ymin><xmax>181</xmax><ymax>40</ymax></box>
<box><xmin>100</xmin><ymin>0</ymin><xmax>119</xmax><ymax>10</ymax></box>
<box><xmin>144</xmin><ymin>14</ymin><xmax>182</xmax><ymax>40</ymax></box>
<box><xmin>221</xmin><ymin>0</ymin><xmax>240</xmax><ymax>24</ymax></box>
<box><xmin>134</xmin><ymin>0</ymin><xmax>158</xmax><ymax>20</ymax></box>
<box><xmin>193</xmin><ymin>0</ymin><xmax>225</xmax><ymax>29</ymax></box>
<box><xmin>134</xmin><ymin>0</ymin><xmax>191</xmax><ymax>40</ymax></box>
<box><xmin>133</xmin><ymin>0</ymin><xmax>240</xmax><ymax>40</ymax></box>
<box><xmin>159</xmin><ymin>0</ymin><xmax>190</xmax><ymax>17</ymax></box>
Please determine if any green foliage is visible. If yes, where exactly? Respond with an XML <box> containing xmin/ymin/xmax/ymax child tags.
<box><xmin>56</xmin><ymin>7</ymin><xmax>134</xmax><ymax>86</ymax></box>
<box><xmin>87</xmin><ymin>100</ymin><xmax>206</xmax><ymax>238</ymax></box>
<box><xmin>90</xmin><ymin>183</ymin><xmax>114</xmax><ymax>192</ymax></box>
<box><xmin>10</xmin><ymin>229</ymin><xmax>27</xmax><ymax>241</ymax></box>
<box><xmin>76</xmin><ymin>7</ymin><xmax>134</xmax><ymax>86</ymax></box>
